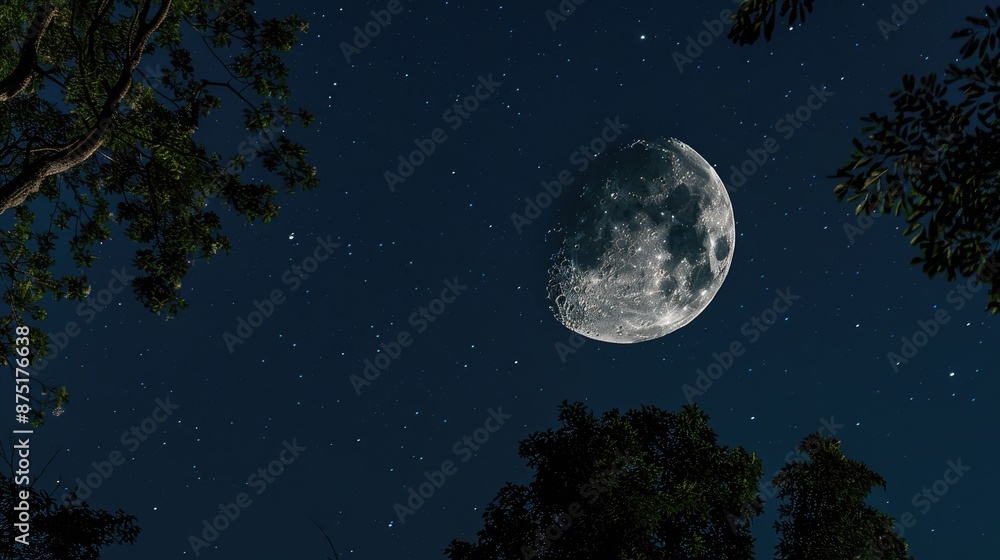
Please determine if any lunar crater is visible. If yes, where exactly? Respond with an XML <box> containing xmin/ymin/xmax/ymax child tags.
<box><xmin>547</xmin><ymin>138</ymin><xmax>736</xmax><ymax>344</ymax></box>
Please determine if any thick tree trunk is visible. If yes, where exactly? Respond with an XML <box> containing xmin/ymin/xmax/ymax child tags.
<box><xmin>0</xmin><ymin>0</ymin><xmax>173</xmax><ymax>214</ymax></box>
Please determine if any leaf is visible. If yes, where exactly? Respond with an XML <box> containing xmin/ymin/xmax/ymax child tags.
<box><xmin>863</xmin><ymin>168</ymin><xmax>888</xmax><ymax>189</ymax></box>
<box><xmin>764</xmin><ymin>11</ymin><xmax>776</xmax><ymax>40</ymax></box>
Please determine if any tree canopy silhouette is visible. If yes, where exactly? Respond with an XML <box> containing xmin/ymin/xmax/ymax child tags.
<box><xmin>0</xmin><ymin>461</ymin><xmax>140</xmax><ymax>559</ymax></box>
<box><xmin>730</xmin><ymin>2</ymin><xmax>1000</xmax><ymax>313</ymax></box>
<box><xmin>772</xmin><ymin>433</ymin><xmax>912</xmax><ymax>560</ymax></box>
<box><xmin>446</xmin><ymin>402</ymin><xmax>765</xmax><ymax>560</ymax></box>
<box><xmin>727</xmin><ymin>0</ymin><xmax>817</xmax><ymax>46</ymax></box>
<box><xmin>0</xmin><ymin>0</ymin><xmax>317</xmax><ymax>418</ymax></box>
<box><xmin>446</xmin><ymin>402</ymin><xmax>912</xmax><ymax>560</ymax></box>
<box><xmin>831</xmin><ymin>7</ymin><xmax>1000</xmax><ymax>314</ymax></box>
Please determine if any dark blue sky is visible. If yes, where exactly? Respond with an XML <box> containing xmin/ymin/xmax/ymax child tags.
<box><xmin>18</xmin><ymin>1</ymin><xmax>997</xmax><ymax>558</ymax></box>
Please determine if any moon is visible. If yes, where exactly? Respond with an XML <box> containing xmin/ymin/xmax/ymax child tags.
<box><xmin>547</xmin><ymin>138</ymin><xmax>735</xmax><ymax>343</ymax></box>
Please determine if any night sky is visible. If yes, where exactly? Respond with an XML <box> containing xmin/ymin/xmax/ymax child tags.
<box><xmin>18</xmin><ymin>1</ymin><xmax>997</xmax><ymax>558</ymax></box>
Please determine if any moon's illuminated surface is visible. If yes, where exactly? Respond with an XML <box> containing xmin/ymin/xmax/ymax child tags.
<box><xmin>547</xmin><ymin>138</ymin><xmax>735</xmax><ymax>343</ymax></box>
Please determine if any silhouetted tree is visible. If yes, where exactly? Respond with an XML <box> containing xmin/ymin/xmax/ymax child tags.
<box><xmin>0</xmin><ymin>0</ymin><xmax>317</xmax><ymax>422</ymax></box>
<box><xmin>0</xmin><ymin>470</ymin><xmax>140</xmax><ymax>559</ymax></box>
<box><xmin>727</xmin><ymin>0</ymin><xmax>817</xmax><ymax>46</ymax></box>
<box><xmin>445</xmin><ymin>401</ymin><xmax>764</xmax><ymax>560</ymax></box>
<box><xmin>730</xmin><ymin>3</ymin><xmax>1000</xmax><ymax>313</ymax></box>
<box><xmin>831</xmin><ymin>6</ymin><xmax>1000</xmax><ymax>313</ymax></box>
<box><xmin>447</xmin><ymin>403</ymin><xmax>914</xmax><ymax>560</ymax></box>
<box><xmin>772</xmin><ymin>433</ymin><xmax>913</xmax><ymax>560</ymax></box>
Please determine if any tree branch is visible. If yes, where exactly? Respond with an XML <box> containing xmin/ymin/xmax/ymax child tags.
<box><xmin>0</xmin><ymin>0</ymin><xmax>174</xmax><ymax>214</ymax></box>
<box><xmin>0</xmin><ymin>4</ymin><xmax>60</xmax><ymax>102</ymax></box>
<box><xmin>310</xmin><ymin>518</ymin><xmax>341</xmax><ymax>560</ymax></box>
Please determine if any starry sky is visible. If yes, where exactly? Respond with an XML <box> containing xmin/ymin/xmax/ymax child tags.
<box><xmin>18</xmin><ymin>1</ymin><xmax>998</xmax><ymax>558</ymax></box>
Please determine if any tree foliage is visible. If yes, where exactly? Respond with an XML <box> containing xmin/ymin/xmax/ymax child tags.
<box><xmin>727</xmin><ymin>0</ymin><xmax>817</xmax><ymax>46</ymax></box>
<box><xmin>772</xmin><ymin>433</ymin><xmax>913</xmax><ymax>560</ymax></box>
<box><xmin>0</xmin><ymin>469</ymin><xmax>140</xmax><ymax>559</ymax></box>
<box><xmin>0</xmin><ymin>0</ymin><xmax>317</xmax><ymax>418</ymax></box>
<box><xmin>446</xmin><ymin>402</ymin><xmax>912</xmax><ymax>560</ymax></box>
<box><xmin>832</xmin><ymin>6</ymin><xmax>1000</xmax><ymax>314</ymax></box>
<box><xmin>445</xmin><ymin>402</ymin><xmax>765</xmax><ymax>560</ymax></box>
<box><xmin>730</xmin><ymin>2</ymin><xmax>1000</xmax><ymax>313</ymax></box>
<box><xmin>25</xmin><ymin>380</ymin><xmax>68</xmax><ymax>427</ymax></box>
